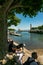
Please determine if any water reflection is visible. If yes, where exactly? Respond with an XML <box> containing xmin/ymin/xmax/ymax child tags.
<box><xmin>9</xmin><ymin>32</ymin><xmax>43</xmax><ymax>49</ymax></box>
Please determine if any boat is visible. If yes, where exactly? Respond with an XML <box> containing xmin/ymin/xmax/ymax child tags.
<box><xmin>9</xmin><ymin>32</ymin><xmax>21</xmax><ymax>36</ymax></box>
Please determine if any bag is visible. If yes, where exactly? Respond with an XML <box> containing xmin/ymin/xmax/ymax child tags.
<box><xmin>23</xmin><ymin>57</ymin><xmax>35</xmax><ymax>65</ymax></box>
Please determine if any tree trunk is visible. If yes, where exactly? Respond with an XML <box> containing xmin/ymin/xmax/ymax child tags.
<box><xmin>0</xmin><ymin>8</ymin><xmax>8</xmax><ymax>59</ymax></box>
<box><xmin>0</xmin><ymin>0</ymin><xmax>14</xmax><ymax>60</ymax></box>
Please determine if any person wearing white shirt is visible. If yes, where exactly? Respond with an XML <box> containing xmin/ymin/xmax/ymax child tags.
<box><xmin>15</xmin><ymin>48</ymin><xmax>24</xmax><ymax>65</ymax></box>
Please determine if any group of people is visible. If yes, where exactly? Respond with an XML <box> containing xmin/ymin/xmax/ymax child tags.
<box><xmin>8</xmin><ymin>39</ymin><xmax>40</xmax><ymax>65</ymax></box>
<box><xmin>8</xmin><ymin>39</ymin><xmax>24</xmax><ymax>65</ymax></box>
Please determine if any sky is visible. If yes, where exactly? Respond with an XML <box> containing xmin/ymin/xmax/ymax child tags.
<box><xmin>9</xmin><ymin>12</ymin><xmax>43</xmax><ymax>30</ymax></box>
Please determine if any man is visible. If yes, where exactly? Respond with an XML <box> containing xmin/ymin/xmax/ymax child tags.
<box><xmin>23</xmin><ymin>52</ymin><xmax>39</xmax><ymax>65</ymax></box>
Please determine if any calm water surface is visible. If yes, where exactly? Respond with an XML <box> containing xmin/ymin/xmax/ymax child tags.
<box><xmin>9</xmin><ymin>32</ymin><xmax>43</xmax><ymax>49</ymax></box>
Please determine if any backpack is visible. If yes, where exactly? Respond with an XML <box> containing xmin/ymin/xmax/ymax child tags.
<box><xmin>23</xmin><ymin>57</ymin><xmax>35</xmax><ymax>65</ymax></box>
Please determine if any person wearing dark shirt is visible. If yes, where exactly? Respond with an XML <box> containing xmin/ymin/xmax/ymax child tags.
<box><xmin>23</xmin><ymin>52</ymin><xmax>39</xmax><ymax>65</ymax></box>
<box><xmin>8</xmin><ymin>40</ymin><xmax>13</xmax><ymax>52</ymax></box>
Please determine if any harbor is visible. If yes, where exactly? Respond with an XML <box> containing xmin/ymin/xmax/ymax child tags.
<box><xmin>9</xmin><ymin>31</ymin><xmax>43</xmax><ymax>49</ymax></box>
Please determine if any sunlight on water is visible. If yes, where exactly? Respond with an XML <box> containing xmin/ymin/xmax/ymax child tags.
<box><xmin>9</xmin><ymin>32</ymin><xmax>43</xmax><ymax>49</ymax></box>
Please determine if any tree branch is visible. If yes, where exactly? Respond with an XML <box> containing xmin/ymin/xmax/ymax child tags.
<box><xmin>8</xmin><ymin>5</ymin><xmax>30</xmax><ymax>13</ymax></box>
<box><xmin>3</xmin><ymin>0</ymin><xmax>14</xmax><ymax>13</ymax></box>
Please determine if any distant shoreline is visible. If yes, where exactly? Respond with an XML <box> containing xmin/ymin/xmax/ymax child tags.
<box><xmin>29</xmin><ymin>30</ymin><xmax>43</xmax><ymax>34</ymax></box>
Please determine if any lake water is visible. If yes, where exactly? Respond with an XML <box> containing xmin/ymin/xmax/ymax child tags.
<box><xmin>9</xmin><ymin>32</ymin><xmax>43</xmax><ymax>49</ymax></box>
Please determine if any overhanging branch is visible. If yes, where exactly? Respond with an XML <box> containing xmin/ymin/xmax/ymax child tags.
<box><xmin>6</xmin><ymin>0</ymin><xmax>14</xmax><ymax>13</ymax></box>
<box><xmin>8</xmin><ymin>5</ymin><xmax>30</xmax><ymax>13</ymax></box>
<box><xmin>4</xmin><ymin>0</ymin><xmax>14</xmax><ymax>13</ymax></box>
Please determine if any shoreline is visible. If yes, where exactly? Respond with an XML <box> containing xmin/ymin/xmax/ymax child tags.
<box><xmin>0</xmin><ymin>41</ymin><xmax>43</xmax><ymax>65</ymax></box>
<box><xmin>13</xmin><ymin>41</ymin><xmax>43</xmax><ymax>55</ymax></box>
<box><xmin>13</xmin><ymin>42</ymin><xmax>43</xmax><ymax>64</ymax></box>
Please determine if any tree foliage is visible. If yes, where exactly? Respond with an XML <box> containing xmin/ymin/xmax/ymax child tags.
<box><xmin>38</xmin><ymin>25</ymin><xmax>43</xmax><ymax>30</ymax></box>
<box><xmin>0</xmin><ymin>0</ymin><xmax>43</xmax><ymax>26</ymax></box>
<box><xmin>7</xmin><ymin>11</ymin><xmax>21</xmax><ymax>27</ymax></box>
<box><xmin>0</xmin><ymin>0</ymin><xmax>5</xmax><ymax>5</ymax></box>
<box><xmin>7</xmin><ymin>0</ymin><xmax>43</xmax><ymax>27</ymax></box>
<box><xmin>8</xmin><ymin>28</ymin><xmax>15</xmax><ymax>31</ymax></box>
<box><xmin>31</xmin><ymin>25</ymin><xmax>43</xmax><ymax>30</ymax></box>
<box><xmin>9</xmin><ymin>0</ymin><xmax>43</xmax><ymax>17</ymax></box>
